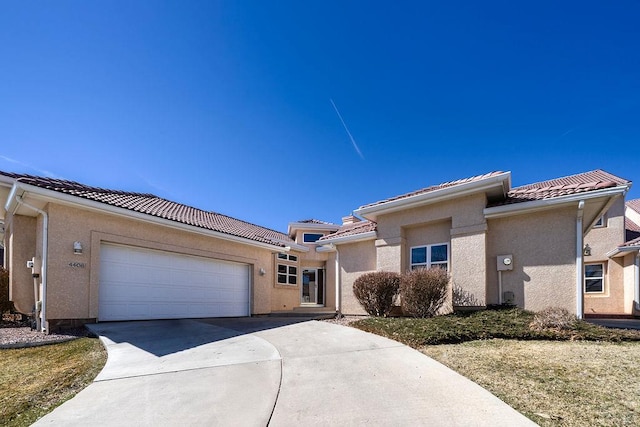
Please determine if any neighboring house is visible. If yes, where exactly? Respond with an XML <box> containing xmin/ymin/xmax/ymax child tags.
<box><xmin>0</xmin><ymin>169</ymin><xmax>638</xmax><ymax>333</ymax></box>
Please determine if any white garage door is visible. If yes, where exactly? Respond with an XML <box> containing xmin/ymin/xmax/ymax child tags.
<box><xmin>99</xmin><ymin>244</ymin><xmax>250</xmax><ymax>321</ymax></box>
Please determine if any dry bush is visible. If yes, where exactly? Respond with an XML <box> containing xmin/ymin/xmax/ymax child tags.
<box><xmin>452</xmin><ymin>283</ymin><xmax>481</xmax><ymax>307</ymax></box>
<box><xmin>530</xmin><ymin>307</ymin><xmax>576</xmax><ymax>331</ymax></box>
<box><xmin>0</xmin><ymin>266</ymin><xmax>12</xmax><ymax>313</ymax></box>
<box><xmin>353</xmin><ymin>271</ymin><xmax>401</xmax><ymax>317</ymax></box>
<box><xmin>400</xmin><ymin>268</ymin><xmax>450</xmax><ymax>318</ymax></box>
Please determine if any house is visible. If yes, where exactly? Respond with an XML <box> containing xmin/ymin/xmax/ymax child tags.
<box><xmin>0</xmin><ymin>169</ymin><xmax>638</xmax><ymax>333</ymax></box>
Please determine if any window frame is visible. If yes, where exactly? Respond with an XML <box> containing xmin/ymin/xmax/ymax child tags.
<box><xmin>410</xmin><ymin>243</ymin><xmax>449</xmax><ymax>271</ymax></box>
<box><xmin>584</xmin><ymin>263</ymin><xmax>605</xmax><ymax>294</ymax></box>
<box><xmin>593</xmin><ymin>215</ymin><xmax>605</xmax><ymax>228</ymax></box>
<box><xmin>276</xmin><ymin>253</ymin><xmax>299</xmax><ymax>286</ymax></box>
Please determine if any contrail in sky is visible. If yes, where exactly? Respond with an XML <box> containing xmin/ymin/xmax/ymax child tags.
<box><xmin>330</xmin><ymin>98</ymin><xmax>364</xmax><ymax>159</ymax></box>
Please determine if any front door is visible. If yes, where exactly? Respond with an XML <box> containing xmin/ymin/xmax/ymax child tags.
<box><xmin>302</xmin><ymin>268</ymin><xmax>325</xmax><ymax>305</ymax></box>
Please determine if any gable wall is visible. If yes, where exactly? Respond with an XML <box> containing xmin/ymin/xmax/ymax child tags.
<box><xmin>44</xmin><ymin>203</ymin><xmax>286</xmax><ymax>320</ymax></box>
<box><xmin>487</xmin><ymin>206</ymin><xmax>576</xmax><ymax>312</ymax></box>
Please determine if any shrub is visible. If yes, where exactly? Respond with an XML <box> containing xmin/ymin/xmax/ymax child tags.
<box><xmin>352</xmin><ymin>271</ymin><xmax>401</xmax><ymax>317</ymax></box>
<box><xmin>530</xmin><ymin>307</ymin><xmax>577</xmax><ymax>332</ymax></box>
<box><xmin>1</xmin><ymin>266</ymin><xmax>12</xmax><ymax>313</ymax></box>
<box><xmin>400</xmin><ymin>268</ymin><xmax>450</xmax><ymax>318</ymax></box>
<box><xmin>452</xmin><ymin>283</ymin><xmax>481</xmax><ymax>307</ymax></box>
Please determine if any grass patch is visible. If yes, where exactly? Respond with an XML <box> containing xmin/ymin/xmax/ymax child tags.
<box><xmin>0</xmin><ymin>337</ymin><xmax>106</xmax><ymax>427</ymax></box>
<box><xmin>423</xmin><ymin>340</ymin><xmax>640</xmax><ymax>426</ymax></box>
<box><xmin>352</xmin><ymin>308</ymin><xmax>640</xmax><ymax>346</ymax></box>
<box><xmin>351</xmin><ymin>308</ymin><xmax>640</xmax><ymax>426</ymax></box>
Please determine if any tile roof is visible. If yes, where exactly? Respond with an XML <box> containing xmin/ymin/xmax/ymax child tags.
<box><xmin>627</xmin><ymin>199</ymin><xmax>640</xmax><ymax>215</ymax></box>
<box><xmin>2</xmin><ymin>172</ymin><xmax>291</xmax><ymax>247</ymax></box>
<box><xmin>621</xmin><ymin>235</ymin><xmax>640</xmax><ymax>248</ymax></box>
<box><xmin>360</xmin><ymin>171</ymin><xmax>506</xmax><ymax>209</ymax></box>
<box><xmin>319</xmin><ymin>220</ymin><xmax>377</xmax><ymax>241</ymax></box>
<box><xmin>490</xmin><ymin>169</ymin><xmax>630</xmax><ymax>207</ymax></box>
<box><xmin>295</xmin><ymin>219</ymin><xmax>338</xmax><ymax>225</ymax></box>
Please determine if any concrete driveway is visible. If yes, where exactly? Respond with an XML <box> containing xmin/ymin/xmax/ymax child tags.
<box><xmin>33</xmin><ymin>318</ymin><xmax>536</xmax><ymax>426</ymax></box>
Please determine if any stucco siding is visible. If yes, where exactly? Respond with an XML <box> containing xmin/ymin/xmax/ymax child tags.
<box><xmin>487</xmin><ymin>207</ymin><xmax>576</xmax><ymax>313</ymax></box>
<box><xmin>7</xmin><ymin>215</ymin><xmax>37</xmax><ymax>313</ymax></box>
<box><xmin>583</xmin><ymin>197</ymin><xmax>628</xmax><ymax>314</ymax></box>
<box><xmin>339</xmin><ymin>240</ymin><xmax>377</xmax><ymax>315</ymax></box>
<box><xmin>44</xmin><ymin>203</ymin><xmax>284</xmax><ymax>321</ymax></box>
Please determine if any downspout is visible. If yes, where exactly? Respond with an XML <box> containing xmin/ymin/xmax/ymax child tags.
<box><xmin>576</xmin><ymin>200</ymin><xmax>585</xmax><ymax>320</ymax></box>
<box><xmin>635</xmin><ymin>253</ymin><xmax>640</xmax><ymax>313</ymax></box>
<box><xmin>335</xmin><ymin>246</ymin><xmax>341</xmax><ymax>317</ymax></box>
<box><xmin>16</xmin><ymin>195</ymin><xmax>48</xmax><ymax>333</ymax></box>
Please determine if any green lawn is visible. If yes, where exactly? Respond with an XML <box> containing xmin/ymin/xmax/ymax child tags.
<box><xmin>0</xmin><ymin>337</ymin><xmax>106</xmax><ymax>427</ymax></box>
<box><xmin>351</xmin><ymin>309</ymin><xmax>640</xmax><ymax>426</ymax></box>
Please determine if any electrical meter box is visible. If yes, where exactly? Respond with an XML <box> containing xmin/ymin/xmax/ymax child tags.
<box><xmin>497</xmin><ymin>255</ymin><xmax>513</xmax><ymax>271</ymax></box>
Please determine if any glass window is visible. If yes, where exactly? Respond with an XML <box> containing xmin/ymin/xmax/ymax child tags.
<box><xmin>594</xmin><ymin>216</ymin><xmax>605</xmax><ymax>228</ymax></box>
<box><xmin>410</xmin><ymin>243</ymin><xmax>449</xmax><ymax>270</ymax></box>
<box><xmin>275</xmin><ymin>253</ymin><xmax>299</xmax><ymax>286</ymax></box>
<box><xmin>411</xmin><ymin>247</ymin><xmax>427</xmax><ymax>265</ymax></box>
<box><xmin>303</xmin><ymin>233</ymin><xmax>324</xmax><ymax>243</ymax></box>
<box><xmin>585</xmin><ymin>263</ymin><xmax>604</xmax><ymax>293</ymax></box>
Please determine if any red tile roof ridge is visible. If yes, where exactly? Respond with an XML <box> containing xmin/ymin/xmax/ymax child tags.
<box><xmin>319</xmin><ymin>220</ymin><xmax>377</xmax><ymax>241</ymax></box>
<box><xmin>359</xmin><ymin>171</ymin><xmax>507</xmax><ymax>209</ymax></box>
<box><xmin>512</xmin><ymin>169</ymin><xmax>629</xmax><ymax>192</ymax></box>
<box><xmin>490</xmin><ymin>169</ymin><xmax>630</xmax><ymax>207</ymax></box>
<box><xmin>1</xmin><ymin>170</ymin><xmax>291</xmax><ymax>246</ymax></box>
<box><xmin>621</xmin><ymin>235</ymin><xmax>640</xmax><ymax>248</ymax></box>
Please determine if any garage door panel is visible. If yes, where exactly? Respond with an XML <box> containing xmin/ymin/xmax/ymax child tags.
<box><xmin>99</xmin><ymin>244</ymin><xmax>250</xmax><ymax>321</ymax></box>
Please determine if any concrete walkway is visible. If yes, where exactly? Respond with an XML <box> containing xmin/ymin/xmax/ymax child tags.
<box><xmin>33</xmin><ymin>318</ymin><xmax>536</xmax><ymax>426</ymax></box>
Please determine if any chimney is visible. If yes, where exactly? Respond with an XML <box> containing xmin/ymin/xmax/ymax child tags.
<box><xmin>342</xmin><ymin>214</ymin><xmax>361</xmax><ymax>226</ymax></box>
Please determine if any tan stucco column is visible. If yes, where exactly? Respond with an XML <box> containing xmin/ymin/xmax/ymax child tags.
<box><xmin>450</xmin><ymin>224</ymin><xmax>488</xmax><ymax>306</ymax></box>
<box><xmin>375</xmin><ymin>236</ymin><xmax>405</xmax><ymax>273</ymax></box>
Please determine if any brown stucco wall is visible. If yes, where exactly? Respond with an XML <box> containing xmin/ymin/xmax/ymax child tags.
<box><xmin>42</xmin><ymin>203</ymin><xmax>291</xmax><ymax>321</ymax></box>
<box><xmin>583</xmin><ymin>198</ymin><xmax>628</xmax><ymax>315</ymax></box>
<box><xmin>7</xmin><ymin>214</ymin><xmax>37</xmax><ymax>314</ymax></box>
<box><xmin>487</xmin><ymin>207</ymin><xmax>577</xmax><ymax>313</ymax></box>
<box><xmin>339</xmin><ymin>240</ymin><xmax>377</xmax><ymax>315</ymax></box>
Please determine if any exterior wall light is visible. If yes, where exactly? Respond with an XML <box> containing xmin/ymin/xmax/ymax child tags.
<box><xmin>73</xmin><ymin>241</ymin><xmax>83</xmax><ymax>255</ymax></box>
<box><xmin>259</xmin><ymin>268</ymin><xmax>266</xmax><ymax>276</ymax></box>
<box><xmin>583</xmin><ymin>244</ymin><xmax>591</xmax><ymax>257</ymax></box>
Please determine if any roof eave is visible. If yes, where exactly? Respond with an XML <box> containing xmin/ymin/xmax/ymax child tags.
<box><xmin>607</xmin><ymin>246</ymin><xmax>640</xmax><ymax>258</ymax></box>
<box><xmin>287</xmin><ymin>222</ymin><xmax>340</xmax><ymax>237</ymax></box>
<box><xmin>355</xmin><ymin>172</ymin><xmax>511</xmax><ymax>221</ymax></box>
<box><xmin>484</xmin><ymin>185</ymin><xmax>630</xmax><ymax>219</ymax></box>
<box><xmin>317</xmin><ymin>230</ymin><xmax>377</xmax><ymax>246</ymax></box>
<box><xmin>7</xmin><ymin>182</ymin><xmax>287</xmax><ymax>252</ymax></box>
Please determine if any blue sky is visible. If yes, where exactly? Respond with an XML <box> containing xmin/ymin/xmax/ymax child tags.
<box><xmin>1</xmin><ymin>1</ymin><xmax>639</xmax><ymax>231</ymax></box>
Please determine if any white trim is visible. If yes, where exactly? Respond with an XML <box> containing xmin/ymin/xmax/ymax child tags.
<box><xmin>576</xmin><ymin>200</ymin><xmax>585</xmax><ymax>319</ymax></box>
<box><xmin>409</xmin><ymin>242</ymin><xmax>449</xmax><ymax>270</ymax></box>
<box><xmin>316</xmin><ymin>244</ymin><xmax>336</xmax><ymax>253</ymax></box>
<box><xmin>606</xmin><ymin>244</ymin><xmax>640</xmax><ymax>258</ymax></box>
<box><xmin>484</xmin><ymin>186</ymin><xmax>629</xmax><ymax>219</ymax></box>
<box><xmin>317</xmin><ymin>230</ymin><xmax>377</xmax><ymax>246</ymax></box>
<box><xmin>288</xmin><ymin>222</ymin><xmax>340</xmax><ymax>236</ymax></box>
<box><xmin>634</xmin><ymin>254</ymin><xmax>640</xmax><ymax>312</ymax></box>
<box><xmin>584</xmin><ymin>262</ymin><xmax>605</xmax><ymax>294</ymax></box>
<box><xmin>6</xmin><ymin>182</ymin><xmax>286</xmax><ymax>252</ymax></box>
<box><xmin>593</xmin><ymin>215</ymin><xmax>605</xmax><ymax>228</ymax></box>
<box><xmin>356</xmin><ymin>172</ymin><xmax>511</xmax><ymax>220</ymax></box>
